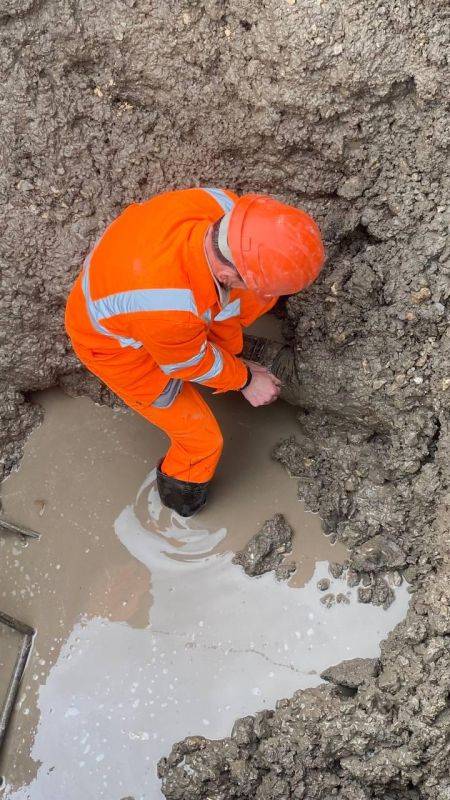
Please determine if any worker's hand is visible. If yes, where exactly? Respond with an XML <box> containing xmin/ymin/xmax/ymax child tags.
<box><xmin>241</xmin><ymin>365</ymin><xmax>281</xmax><ymax>407</ymax></box>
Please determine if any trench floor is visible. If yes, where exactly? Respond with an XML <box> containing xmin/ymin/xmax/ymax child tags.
<box><xmin>0</xmin><ymin>384</ymin><xmax>409</xmax><ymax>800</ymax></box>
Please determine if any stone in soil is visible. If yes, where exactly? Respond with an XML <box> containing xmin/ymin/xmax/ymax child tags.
<box><xmin>320</xmin><ymin>657</ymin><xmax>380</xmax><ymax>688</ymax></box>
<box><xmin>232</xmin><ymin>514</ymin><xmax>295</xmax><ymax>580</ymax></box>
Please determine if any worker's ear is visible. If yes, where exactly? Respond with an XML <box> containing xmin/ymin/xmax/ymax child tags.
<box><xmin>214</xmin><ymin>262</ymin><xmax>238</xmax><ymax>286</ymax></box>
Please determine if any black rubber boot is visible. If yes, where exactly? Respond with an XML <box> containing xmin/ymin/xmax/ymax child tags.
<box><xmin>156</xmin><ymin>461</ymin><xmax>210</xmax><ymax>517</ymax></box>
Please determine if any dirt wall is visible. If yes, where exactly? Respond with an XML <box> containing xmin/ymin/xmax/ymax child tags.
<box><xmin>1</xmin><ymin>1</ymin><xmax>449</xmax><ymax>797</ymax></box>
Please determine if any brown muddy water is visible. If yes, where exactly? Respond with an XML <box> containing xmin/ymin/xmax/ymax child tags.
<box><xmin>0</xmin><ymin>379</ymin><xmax>410</xmax><ymax>799</ymax></box>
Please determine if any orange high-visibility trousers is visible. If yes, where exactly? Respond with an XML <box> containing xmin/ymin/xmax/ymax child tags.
<box><xmin>127</xmin><ymin>382</ymin><xmax>224</xmax><ymax>483</ymax></box>
<box><xmin>69</xmin><ymin>338</ymin><xmax>223</xmax><ymax>483</ymax></box>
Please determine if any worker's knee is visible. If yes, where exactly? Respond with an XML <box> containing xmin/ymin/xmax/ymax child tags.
<box><xmin>214</xmin><ymin>426</ymin><xmax>224</xmax><ymax>459</ymax></box>
<box><xmin>205</xmin><ymin>417</ymin><xmax>224</xmax><ymax>462</ymax></box>
<box><xmin>172</xmin><ymin>414</ymin><xmax>223</xmax><ymax>484</ymax></box>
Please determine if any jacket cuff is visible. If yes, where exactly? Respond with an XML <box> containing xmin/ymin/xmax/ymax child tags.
<box><xmin>240</xmin><ymin>365</ymin><xmax>252</xmax><ymax>390</ymax></box>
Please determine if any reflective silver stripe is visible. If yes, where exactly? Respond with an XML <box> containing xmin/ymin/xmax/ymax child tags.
<box><xmin>214</xmin><ymin>298</ymin><xmax>241</xmax><ymax>322</ymax></box>
<box><xmin>82</xmin><ymin>253</ymin><xmax>143</xmax><ymax>349</ymax></box>
<box><xmin>92</xmin><ymin>288</ymin><xmax>198</xmax><ymax>320</ymax></box>
<box><xmin>151</xmin><ymin>379</ymin><xmax>183</xmax><ymax>409</ymax></box>
<box><xmin>202</xmin><ymin>187</ymin><xmax>235</xmax><ymax>214</ymax></box>
<box><xmin>202</xmin><ymin>308</ymin><xmax>212</xmax><ymax>324</ymax></box>
<box><xmin>160</xmin><ymin>342</ymin><xmax>207</xmax><ymax>375</ymax></box>
<box><xmin>82</xmin><ymin>246</ymin><xmax>198</xmax><ymax>350</ymax></box>
<box><xmin>218</xmin><ymin>213</ymin><xmax>234</xmax><ymax>263</ymax></box>
<box><xmin>192</xmin><ymin>344</ymin><xmax>224</xmax><ymax>384</ymax></box>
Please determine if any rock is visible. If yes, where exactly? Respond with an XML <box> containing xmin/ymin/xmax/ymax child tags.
<box><xmin>346</xmin><ymin>570</ymin><xmax>361</xmax><ymax>588</ymax></box>
<box><xmin>352</xmin><ymin>535</ymin><xmax>406</xmax><ymax>573</ymax></box>
<box><xmin>317</xmin><ymin>578</ymin><xmax>330</xmax><ymax>591</ymax></box>
<box><xmin>371</xmin><ymin>576</ymin><xmax>395</xmax><ymax>609</ymax></box>
<box><xmin>404</xmin><ymin>566</ymin><xmax>419</xmax><ymax>584</ymax></box>
<box><xmin>391</xmin><ymin>570</ymin><xmax>403</xmax><ymax>587</ymax></box>
<box><xmin>337</xmin><ymin>176</ymin><xmax>365</xmax><ymax>199</ymax></box>
<box><xmin>336</xmin><ymin>592</ymin><xmax>350</xmax><ymax>605</ymax></box>
<box><xmin>320</xmin><ymin>593</ymin><xmax>336</xmax><ymax>608</ymax></box>
<box><xmin>232</xmin><ymin>514</ymin><xmax>294</xmax><ymax>579</ymax></box>
<box><xmin>357</xmin><ymin>586</ymin><xmax>373</xmax><ymax>604</ymax></box>
<box><xmin>231</xmin><ymin>716</ymin><xmax>256</xmax><ymax>745</ymax></box>
<box><xmin>275</xmin><ymin>561</ymin><xmax>297</xmax><ymax>581</ymax></box>
<box><xmin>410</xmin><ymin>287</ymin><xmax>431</xmax><ymax>304</ymax></box>
<box><xmin>16</xmin><ymin>179</ymin><xmax>34</xmax><ymax>192</ymax></box>
<box><xmin>329</xmin><ymin>562</ymin><xmax>344</xmax><ymax>578</ymax></box>
<box><xmin>320</xmin><ymin>657</ymin><xmax>380</xmax><ymax>688</ymax></box>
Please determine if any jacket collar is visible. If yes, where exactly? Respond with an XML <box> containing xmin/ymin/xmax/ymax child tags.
<box><xmin>186</xmin><ymin>220</ymin><xmax>227</xmax><ymax>313</ymax></box>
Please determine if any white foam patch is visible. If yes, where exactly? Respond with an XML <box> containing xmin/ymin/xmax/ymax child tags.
<box><xmin>7</xmin><ymin>472</ymin><xmax>410</xmax><ymax>800</ymax></box>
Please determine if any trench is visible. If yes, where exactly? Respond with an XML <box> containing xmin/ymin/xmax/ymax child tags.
<box><xmin>1</xmin><ymin>2</ymin><xmax>448</xmax><ymax>797</ymax></box>
<box><xmin>0</xmin><ymin>380</ymin><xmax>410</xmax><ymax>799</ymax></box>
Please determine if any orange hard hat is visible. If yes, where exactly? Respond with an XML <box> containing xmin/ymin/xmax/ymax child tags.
<box><xmin>227</xmin><ymin>194</ymin><xmax>325</xmax><ymax>296</ymax></box>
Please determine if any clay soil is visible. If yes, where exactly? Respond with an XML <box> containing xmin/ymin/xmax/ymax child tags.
<box><xmin>0</xmin><ymin>1</ymin><xmax>449</xmax><ymax>798</ymax></box>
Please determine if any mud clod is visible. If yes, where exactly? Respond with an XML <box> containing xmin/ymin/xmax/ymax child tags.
<box><xmin>329</xmin><ymin>562</ymin><xmax>344</xmax><ymax>579</ymax></box>
<box><xmin>357</xmin><ymin>585</ymin><xmax>373</xmax><ymax>604</ymax></box>
<box><xmin>232</xmin><ymin>514</ymin><xmax>295</xmax><ymax>580</ymax></box>
<box><xmin>352</xmin><ymin>535</ymin><xmax>406</xmax><ymax>573</ymax></box>
<box><xmin>320</xmin><ymin>592</ymin><xmax>336</xmax><ymax>608</ymax></box>
<box><xmin>371</xmin><ymin>575</ymin><xmax>395</xmax><ymax>609</ymax></box>
<box><xmin>346</xmin><ymin>570</ymin><xmax>361</xmax><ymax>588</ymax></box>
<box><xmin>320</xmin><ymin>657</ymin><xmax>380</xmax><ymax>688</ymax></box>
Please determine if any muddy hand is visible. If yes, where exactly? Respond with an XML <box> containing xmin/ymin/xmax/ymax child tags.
<box><xmin>244</xmin><ymin>359</ymin><xmax>283</xmax><ymax>384</ymax></box>
<box><xmin>242</xmin><ymin>335</ymin><xmax>299</xmax><ymax>405</ymax></box>
<box><xmin>241</xmin><ymin>365</ymin><xmax>281</xmax><ymax>407</ymax></box>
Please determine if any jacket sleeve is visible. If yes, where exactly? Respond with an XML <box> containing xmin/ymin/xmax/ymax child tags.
<box><xmin>132</xmin><ymin>317</ymin><xmax>248</xmax><ymax>392</ymax></box>
<box><xmin>237</xmin><ymin>292</ymin><xmax>278</xmax><ymax>327</ymax></box>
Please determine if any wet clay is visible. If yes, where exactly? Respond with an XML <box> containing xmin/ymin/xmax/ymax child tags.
<box><xmin>232</xmin><ymin>514</ymin><xmax>296</xmax><ymax>580</ymax></box>
<box><xmin>320</xmin><ymin>657</ymin><xmax>380</xmax><ymax>689</ymax></box>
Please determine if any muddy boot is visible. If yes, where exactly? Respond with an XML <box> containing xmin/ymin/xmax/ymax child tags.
<box><xmin>156</xmin><ymin>461</ymin><xmax>210</xmax><ymax>517</ymax></box>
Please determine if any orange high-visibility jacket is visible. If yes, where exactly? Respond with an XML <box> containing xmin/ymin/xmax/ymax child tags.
<box><xmin>65</xmin><ymin>188</ymin><xmax>277</xmax><ymax>406</ymax></box>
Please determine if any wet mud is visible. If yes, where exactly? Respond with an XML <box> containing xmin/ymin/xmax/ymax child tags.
<box><xmin>1</xmin><ymin>0</ymin><xmax>449</xmax><ymax>798</ymax></box>
<box><xmin>232</xmin><ymin>513</ymin><xmax>296</xmax><ymax>580</ymax></box>
<box><xmin>320</xmin><ymin>657</ymin><xmax>380</xmax><ymax>689</ymax></box>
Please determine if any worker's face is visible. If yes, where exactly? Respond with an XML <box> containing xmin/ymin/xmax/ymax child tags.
<box><xmin>217</xmin><ymin>263</ymin><xmax>277</xmax><ymax>299</ymax></box>
<box><xmin>210</xmin><ymin>256</ymin><xmax>247</xmax><ymax>290</ymax></box>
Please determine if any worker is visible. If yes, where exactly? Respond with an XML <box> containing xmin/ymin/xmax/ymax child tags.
<box><xmin>65</xmin><ymin>188</ymin><xmax>325</xmax><ymax>516</ymax></box>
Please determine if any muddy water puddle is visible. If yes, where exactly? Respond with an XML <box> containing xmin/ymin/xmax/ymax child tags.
<box><xmin>0</xmin><ymin>387</ymin><xmax>410</xmax><ymax>799</ymax></box>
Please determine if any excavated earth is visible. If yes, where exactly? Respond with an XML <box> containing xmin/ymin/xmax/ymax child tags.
<box><xmin>0</xmin><ymin>1</ymin><xmax>449</xmax><ymax>798</ymax></box>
